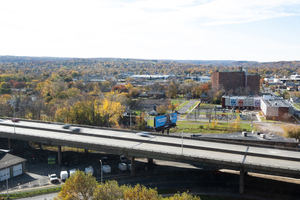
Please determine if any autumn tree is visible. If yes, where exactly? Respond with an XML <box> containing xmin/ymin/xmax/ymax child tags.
<box><xmin>111</xmin><ymin>85</ymin><xmax>128</xmax><ymax>93</ymax></box>
<box><xmin>97</xmin><ymin>99</ymin><xmax>125</xmax><ymax>127</ymax></box>
<box><xmin>55</xmin><ymin>170</ymin><xmax>98</xmax><ymax>200</ymax></box>
<box><xmin>123</xmin><ymin>184</ymin><xmax>161</xmax><ymax>200</ymax></box>
<box><xmin>93</xmin><ymin>180</ymin><xmax>124</xmax><ymax>200</ymax></box>
<box><xmin>129</xmin><ymin>88</ymin><xmax>139</xmax><ymax>98</ymax></box>
<box><xmin>156</xmin><ymin>105</ymin><xmax>167</xmax><ymax>114</ymax></box>
<box><xmin>234</xmin><ymin>115</ymin><xmax>241</xmax><ymax>131</ymax></box>
<box><xmin>125</xmin><ymin>82</ymin><xmax>133</xmax><ymax>90</ymax></box>
<box><xmin>165</xmin><ymin>192</ymin><xmax>200</xmax><ymax>200</ymax></box>
<box><xmin>166</xmin><ymin>82</ymin><xmax>178</xmax><ymax>99</ymax></box>
<box><xmin>135</xmin><ymin>112</ymin><xmax>146</xmax><ymax>130</ymax></box>
<box><xmin>168</xmin><ymin>102</ymin><xmax>178</xmax><ymax>112</ymax></box>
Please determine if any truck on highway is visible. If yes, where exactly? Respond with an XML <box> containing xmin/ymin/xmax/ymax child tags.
<box><xmin>48</xmin><ymin>173</ymin><xmax>58</xmax><ymax>183</ymax></box>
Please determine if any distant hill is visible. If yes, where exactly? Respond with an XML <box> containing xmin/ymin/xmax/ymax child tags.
<box><xmin>0</xmin><ymin>56</ymin><xmax>73</xmax><ymax>63</ymax></box>
<box><xmin>167</xmin><ymin>60</ymin><xmax>259</xmax><ymax>66</ymax></box>
<box><xmin>0</xmin><ymin>55</ymin><xmax>299</xmax><ymax>68</ymax></box>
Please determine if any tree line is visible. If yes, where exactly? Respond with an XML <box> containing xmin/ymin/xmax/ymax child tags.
<box><xmin>54</xmin><ymin>170</ymin><xmax>200</xmax><ymax>200</ymax></box>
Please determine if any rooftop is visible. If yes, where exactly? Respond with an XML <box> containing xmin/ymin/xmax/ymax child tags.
<box><xmin>262</xmin><ymin>98</ymin><xmax>292</xmax><ymax>107</ymax></box>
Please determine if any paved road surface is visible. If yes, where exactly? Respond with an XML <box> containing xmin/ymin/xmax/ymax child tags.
<box><xmin>17</xmin><ymin>192</ymin><xmax>58</xmax><ymax>200</ymax></box>
<box><xmin>177</xmin><ymin>99</ymin><xmax>199</xmax><ymax>114</ymax></box>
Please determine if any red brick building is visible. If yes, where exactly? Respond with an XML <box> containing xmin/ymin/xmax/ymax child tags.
<box><xmin>212</xmin><ymin>67</ymin><xmax>260</xmax><ymax>95</ymax></box>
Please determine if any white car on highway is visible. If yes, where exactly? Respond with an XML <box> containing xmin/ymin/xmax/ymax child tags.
<box><xmin>136</xmin><ymin>132</ymin><xmax>151</xmax><ymax>137</ymax></box>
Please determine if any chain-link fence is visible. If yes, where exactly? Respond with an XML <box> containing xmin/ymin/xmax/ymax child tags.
<box><xmin>186</xmin><ymin>107</ymin><xmax>256</xmax><ymax>122</ymax></box>
<box><xmin>0</xmin><ymin>177</ymin><xmax>51</xmax><ymax>193</ymax></box>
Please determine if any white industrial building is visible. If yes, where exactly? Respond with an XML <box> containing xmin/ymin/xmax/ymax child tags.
<box><xmin>0</xmin><ymin>149</ymin><xmax>27</xmax><ymax>182</ymax></box>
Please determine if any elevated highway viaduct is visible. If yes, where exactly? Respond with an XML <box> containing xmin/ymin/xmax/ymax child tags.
<box><xmin>0</xmin><ymin>119</ymin><xmax>300</xmax><ymax>194</ymax></box>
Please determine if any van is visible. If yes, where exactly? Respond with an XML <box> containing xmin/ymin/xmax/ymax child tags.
<box><xmin>60</xmin><ymin>171</ymin><xmax>68</xmax><ymax>181</ymax></box>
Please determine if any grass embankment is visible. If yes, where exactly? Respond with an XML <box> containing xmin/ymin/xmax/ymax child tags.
<box><xmin>293</xmin><ymin>103</ymin><xmax>300</xmax><ymax>110</ymax></box>
<box><xmin>170</xmin><ymin>121</ymin><xmax>252</xmax><ymax>134</ymax></box>
<box><xmin>0</xmin><ymin>186</ymin><xmax>61</xmax><ymax>199</ymax></box>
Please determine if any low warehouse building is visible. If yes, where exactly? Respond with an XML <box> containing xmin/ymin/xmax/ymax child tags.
<box><xmin>222</xmin><ymin>95</ymin><xmax>261</xmax><ymax>110</ymax></box>
<box><xmin>261</xmin><ymin>97</ymin><xmax>294</xmax><ymax>121</ymax></box>
<box><xmin>0</xmin><ymin>149</ymin><xmax>27</xmax><ymax>182</ymax></box>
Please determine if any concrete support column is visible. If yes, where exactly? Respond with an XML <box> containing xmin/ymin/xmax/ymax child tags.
<box><xmin>8</xmin><ymin>139</ymin><xmax>11</xmax><ymax>150</ymax></box>
<box><xmin>167</xmin><ymin>129</ymin><xmax>169</xmax><ymax>135</ymax></box>
<box><xmin>131</xmin><ymin>156</ymin><xmax>135</xmax><ymax>176</ymax></box>
<box><xmin>239</xmin><ymin>168</ymin><xmax>245</xmax><ymax>194</ymax></box>
<box><xmin>162</xmin><ymin>130</ymin><xmax>164</xmax><ymax>134</ymax></box>
<box><xmin>148</xmin><ymin>158</ymin><xmax>153</xmax><ymax>165</ymax></box>
<box><xmin>58</xmin><ymin>146</ymin><xmax>62</xmax><ymax>165</ymax></box>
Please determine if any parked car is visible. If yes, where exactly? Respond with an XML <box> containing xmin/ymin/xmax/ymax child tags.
<box><xmin>69</xmin><ymin>169</ymin><xmax>76</xmax><ymax>176</ymax></box>
<box><xmin>71</xmin><ymin>128</ymin><xmax>80</xmax><ymax>132</ymax></box>
<box><xmin>62</xmin><ymin>124</ymin><xmax>71</xmax><ymax>129</ymax></box>
<box><xmin>85</xmin><ymin>166</ymin><xmax>94</xmax><ymax>175</ymax></box>
<box><xmin>101</xmin><ymin>157</ymin><xmax>109</xmax><ymax>165</ymax></box>
<box><xmin>136</xmin><ymin>132</ymin><xmax>151</xmax><ymax>137</ymax></box>
<box><xmin>11</xmin><ymin>118</ymin><xmax>19</xmax><ymax>122</ymax></box>
<box><xmin>120</xmin><ymin>155</ymin><xmax>126</xmax><ymax>163</ymax></box>
<box><xmin>118</xmin><ymin>163</ymin><xmax>127</xmax><ymax>171</ymax></box>
<box><xmin>48</xmin><ymin>173</ymin><xmax>59</xmax><ymax>183</ymax></box>
<box><xmin>102</xmin><ymin>165</ymin><xmax>111</xmax><ymax>173</ymax></box>
<box><xmin>127</xmin><ymin>164</ymin><xmax>132</xmax><ymax>171</ymax></box>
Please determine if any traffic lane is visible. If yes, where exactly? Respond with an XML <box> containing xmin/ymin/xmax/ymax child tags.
<box><xmin>0</xmin><ymin>125</ymin><xmax>246</xmax><ymax>163</ymax></box>
<box><xmin>17</xmin><ymin>192</ymin><xmax>58</xmax><ymax>200</ymax></box>
<box><xmin>2</xmin><ymin>126</ymin><xmax>300</xmax><ymax>175</ymax></box>
<box><xmin>2</xmin><ymin>122</ymin><xmax>300</xmax><ymax>163</ymax></box>
<box><xmin>245</xmin><ymin>155</ymin><xmax>300</xmax><ymax>171</ymax></box>
<box><xmin>248</xmin><ymin>146</ymin><xmax>300</xmax><ymax>160</ymax></box>
<box><xmin>3</xmin><ymin>119</ymin><xmax>296</xmax><ymax>161</ymax></box>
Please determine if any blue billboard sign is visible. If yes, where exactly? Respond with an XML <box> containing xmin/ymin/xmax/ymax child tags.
<box><xmin>154</xmin><ymin>113</ymin><xmax>177</xmax><ymax>128</ymax></box>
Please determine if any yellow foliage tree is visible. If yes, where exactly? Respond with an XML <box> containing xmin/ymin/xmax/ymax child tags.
<box><xmin>123</xmin><ymin>184</ymin><xmax>161</xmax><ymax>200</ymax></box>
<box><xmin>97</xmin><ymin>99</ymin><xmax>125</xmax><ymax>127</ymax></box>
<box><xmin>0</xmin><ymin>94</ymin><xmax>12</xmax><ymax>103</ymax></box>
<box><xmin>93</xmin><ymin>180</ymin><xmax>124</xmax><ymax>200</ymax></box>
<box><xmin>125</xmin><ymin>82</ymin><xmax>133</xmax><ymax>90</ymax></box>
<box><xmin>165</xmin><ymin>192</ymin><xmax>200</xmax><ymax>200</ymax></box>
<box><xmin>211</xmin><ymin>118</ymin><xmax>215</xmax><ymax>129</ymax></box>
<box><xmin>234</xmin><ymin>115</ymin><xmax>241</xmax><ymax>131</ymax></box>
<box><xmin>55</xmin><ymin>170</ymin><xmax>97</xmax><ymax>200</ymax></box>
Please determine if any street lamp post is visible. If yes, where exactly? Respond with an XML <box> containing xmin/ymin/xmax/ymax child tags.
<box><xmin>5</xmin><ymin>162</ymin><xmax>9</xmax><ymax>199</ymax></box>
<box><xmin>99</xmin><ymin>160</ymin><xmax>103</xmax><ymax>183</ymax></box>
<box><xmin>11</xmin><ymin>99</ymin><xmax>16</xmax><ymax>134</ymax></box>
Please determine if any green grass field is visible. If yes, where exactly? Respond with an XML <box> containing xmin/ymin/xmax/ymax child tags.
<box><xmin>147</xmin><ymin>117</ymin><xmax>253</xmax><ymax>134</ymax></box>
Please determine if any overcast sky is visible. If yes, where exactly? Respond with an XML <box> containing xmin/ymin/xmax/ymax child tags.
<box><xmin>1</xmin><ymin>0</ymin><xmax>300</xmax><ymax>62</ymax></box>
